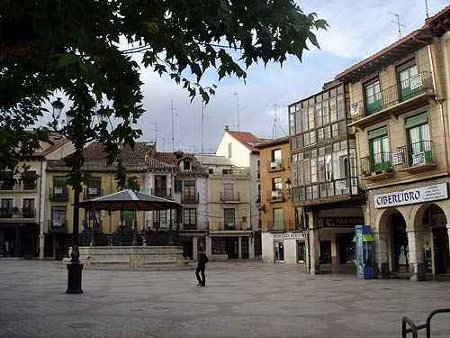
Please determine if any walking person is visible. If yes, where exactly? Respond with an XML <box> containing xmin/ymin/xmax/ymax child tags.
<box><xmin>195</xmin><ymin>248</ymin><xmax>209</xmax><ymax>287</ymax></box>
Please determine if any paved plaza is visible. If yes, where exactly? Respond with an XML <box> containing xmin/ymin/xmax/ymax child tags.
<box><xmin>1</xmin><ymin>260</ymin><xmax>450</xmax><ymax>337</ymax></box>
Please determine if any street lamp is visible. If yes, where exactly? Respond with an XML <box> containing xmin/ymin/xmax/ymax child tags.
<box><xmin>51</xmin><ymin>98</ymin><xmax>83</xmax><ymax>294</ymax></box>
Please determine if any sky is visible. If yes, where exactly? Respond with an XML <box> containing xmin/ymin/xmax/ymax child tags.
<box><xmin>135</xmin><ymin>0</ymin><xmax>449</xmax><ymax>153</ymax></box>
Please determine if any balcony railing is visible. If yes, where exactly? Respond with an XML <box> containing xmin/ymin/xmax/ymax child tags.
<box><xmin>270</xmin><ymin>189</ymin><xmax>285</xmax><ymax>202</ymax></box>
<box><xmin>49</xmin><ymin>187</ymin><xmax>69</xmax><ymax>201</ymax></box>
<box><xmin>183</xmin><ymin>223</ymin><xmax>197</xmax><ymax>231</ymax></box>
<box><xmin>360</xmin><ymin>151</ymin><xmax>393</xmax><ymax>179</ymax></box>
<box><xmin>220</xmin><ymin>191</ymin><xmax>240</xmax><ymax>203</ymax></box>
<box><xmin>83</xmin><ymin>187</ymin><xmax>103</xmax><ymax>200</ymax></box>
<box><xmin>0</xmin><ymin>208</ymin><xmax>36</xmax><ymax>219</ymax></box>
<box><xmin>266</xmin><ymin>220</ymin><xmax>303</xmax><ymax>232</ymax></box>
<box><xmin>213</xmin><ymin>222</ymin><xmax>250</xmax><ymax>231</ymax></box>
<box><xmin>350</xmin><ymin>72</ymin><xmax>434</xmax><ymax>124</ymax></box>
<box><xmin>393</xmin><ymin>140</ymin><xmax>434</xmax><ymax>171</ymax></box>
<box><xmin>181</xmin><ymin>193</ymin><xmax>199</xmax><ymax>204</ymax></box>
<box><xmin>48</xmin><ymin>219</ymin><xmax>67</xmax><ymax>232</ymax></box>
<box><xmin>267</xmin><ymin>160</ymin><xmax>284</xmax><ymax>172</ymax></box>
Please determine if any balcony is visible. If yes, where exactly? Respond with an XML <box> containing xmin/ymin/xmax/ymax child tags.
<box><xmin>48</xmin><ymin>219</ymin><xmax>67</xmax><ymax>232</ymax></box>
<box><xmin>349</xmin><ymin>72</ymin><xmax>434</xmax><ymax>129</ymax></box>
<box><xmin>49</xmin><ymin>187</ymin><xmax>69</xmax><ymax>201</ymax></box>
<box><xmin>83</xmin><ymin>187</ymin><xmax>103</xmax><ymax>200</ymax></box>
<box><xmin>360</xmin><ymin>152</ymin><xmax>394</xmax><ymax>181</ymax></box>
<box><xmin>292</xmin><ymin>178</ymin><xmax>359</xmax><ymax>205</ymax></box>
<box><xmin>213</xmin><ymin>222</ymin><xmax>251</xmax><ymax>231</ymax></box>
<box><xmin>267</xmin><ymin>160</ymin><xmax>285</xmax><ymax>172</ymax></box>
<box><xmin>0</xmin><ymin>180</ymin><xmax>14</xmax><ymax>191</ymax></box>
<box><xmin>270</xmin><ymin>189</ymin><xmax>285</xmax><ymax>202</ymax></box>
<box><xmin>220</xmin><ymin>191</ymin><xmax>240</xmax><ymax>203</ymax></box>
<box><xmin>266</xmin><ymin>220</ymin><xmax>303</xmax><ymax>233</ymax></box>
<box><xmin>183</xmin><ymin>223</ymin><xmax>198</xmax><ymax>231</ymax></box>
<box><xmin>181</xmin><ymin>193</ymin><xmax>199</xmax><ymax>204</ymax></box>
<box><xmin>0</xmin><ymin>208</ymin><xmax>36</xmax><ymax>219</ymax></box>
<box><xmin>393</xmin><ymin>140</ymin><xmax>435</xmax><ymax>173</ymax></box>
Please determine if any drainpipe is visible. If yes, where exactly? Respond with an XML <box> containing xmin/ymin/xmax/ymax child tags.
<box><xmin>38</xmin><ymin>158</ymin><xmax>45</xmax><ymax>259</ymax></box>
<box><xmin>427</xmin><ymin>40</ymin><xmax>450</xmax><ymax>174</ymax></box>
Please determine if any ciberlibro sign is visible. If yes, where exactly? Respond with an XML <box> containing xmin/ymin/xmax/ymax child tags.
<box><xmin>374</xmin><ymin>183</ymin><xmax>448</xmax><ymax>208</ymax></box>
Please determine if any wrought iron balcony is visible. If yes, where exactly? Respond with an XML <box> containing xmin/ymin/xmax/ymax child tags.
<box><xmin>49</xmin><ymin>187</ymin><xmax>69</xmax><ymax>201</ymax></box>
<box><xmin>83</xmin><ymin>187</ymin><xmax>103</xmax><ymax>200</ymax></box>
<box><xmin>393</xmin><ymin>140</ymin><xmax>435</xmax><ymax>172</ymax></box>
<box><xmin>212</xmin><ymin>222</ymin><xmax>250</xmax><ymax>231</ymax></box>
<box><xmin>270</xmin><ymin>189</ymin><xmax>285</xmax><ymax>202</ymax></box>
<box><xmin>0</xmin><ymin>208</ymin><xmax>13</xmax><ymax>218</ymax></box>
<box><xmin>152</xmin><ymin>188</ymin><xmax>172</xmax><ymax>199</ymax></box>
<box><xmin>360</xmin><ymin>151</ymin><xmax>394</xmax><ymax>180</ymax></box>
<box><xmin>0</xmin><ymin>208</ymin><xmax>36</xmax><ymax>219</ymax></box>
<box><xmin>267</xmin><ymin>160</ymin><xmax>285</xmax><ymax>172</ymax></box>
<box><xmin>220</xmin><ymin>191</ymin><xmax>240</xmax><ymax>203</ymax></box>
<box><xmin>349</xmin><ymin>72</ymin><xmax>434</xmax><ymax>128</ymax></box>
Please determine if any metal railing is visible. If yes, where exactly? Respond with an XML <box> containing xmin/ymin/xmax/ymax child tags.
<box><xmin>292</xmin><ymin>177</ymin><xmax>357</xmax><ymax>203</ymax></box>
<box><xmin>212</xmin><ymin>222</ymin><xmax>251</xmax><ymax>231</ymax></box>
<box><xmin>360</xmin><ymin>152</ymin><xmax>393</xmax><ymax>176</ymax></box>
<box><xmin>270</xmin><ymin>189</ymin><xmax>285</xmax><ymax>202</ymax></box>
<box><xmin>0</xmin><ymin>208</ymin><xmax>36</xmax><ymax>219</ymax></box>
<box><xmin>350</xmin><ymin>72</ymin><xmax>433</xmax><ymax>120</ymax></box>
<box><xmin>220</xmin><ymin>191</ymin><xmax>240</xmax><ymax>202</ymax></box>
<box><xmin>181</xmin><ymin>193</ymin><xmax>199</xmax><ymax>204</ymax></box>
<box><xmin>402</xmin><ymin>308</ymin><xmax>450</xmax><ymax>338</ymax></box>
<box><xmin>151</xmin><ymin>188</ymin><xmax>172</xmax><ymax>199</ymax></box>
<box><xmin>49</xmin><ymin>187</ymin><xmax>69</xmax><ymax>201</ymax></box>
<box><xmin>83</xmin><ymin>187</ymin><xmax>103</xmax><ymax>200</ymax></box>
<box><xmin>267</xmin><ymin>160</ymin><xmax>284</xmax><ymax>171</ymax></box>
<box><xmin>394</xmin><ymin>140</ymin><xmax>433</xmax><ymax>170</ymax></box>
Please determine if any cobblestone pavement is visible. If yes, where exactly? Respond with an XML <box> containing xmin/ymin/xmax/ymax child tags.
<box><xmin>1</xmin><ymin>260</ymin><xmax>450</xmax><ymax>338</ymax></box>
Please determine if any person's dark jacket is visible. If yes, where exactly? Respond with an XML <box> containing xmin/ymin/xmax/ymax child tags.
<box><xmin>197</xmin><ymin>252</ymin><xmax>209</xmax><ymax>267</ymax></box>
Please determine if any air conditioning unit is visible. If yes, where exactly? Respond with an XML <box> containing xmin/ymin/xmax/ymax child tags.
<box><xmin>270</xmin><ymin>161</ymin><xmax>278</xmax><ymax>168</ymax></box>
<box><xmin>271</xmin><ymin>190</ymin><xmax>282</xmax><ymax>198</ymax></box>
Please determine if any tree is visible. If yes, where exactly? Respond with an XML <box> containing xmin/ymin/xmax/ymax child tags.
<box><xmin>0</xmin><ymin>0</ymin><xmax>327</xmax><ymax>291</ymax></box>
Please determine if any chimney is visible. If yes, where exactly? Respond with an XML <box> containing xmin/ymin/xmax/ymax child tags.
<box><xmin>224</xmin><ymin>125</ymin><xmax>229</xmax><ymax>131</ymax></box>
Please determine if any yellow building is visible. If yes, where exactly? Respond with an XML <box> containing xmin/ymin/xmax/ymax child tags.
<box><xmin>0</xmin><ymin>134</ymin><xmax>74</xmax><ymax>258</ymax></box>
<box><xmin>334</xmin><ymin>6</ymin><xmax>450</xmax><ymax>279</ymax></box>
<box><xmin>255</xmin><ymin>137</ymin><xmax>305</xmax><ymax>266</ymax></box>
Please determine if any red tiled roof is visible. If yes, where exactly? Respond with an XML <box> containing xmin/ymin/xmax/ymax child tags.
<box><xmin>254</xmin><ymin>136</ymin><xmax>289</xmax><ymax>149</ymax></box>
<box><xmin>34</xmin><ymin>133</ymin><xmax>70</xmax><ymax>157</ymax></box>
<box><xmin>227</xmin><ymin>130</ymin><xmax>263</xmax><ymax>152</ymax></box>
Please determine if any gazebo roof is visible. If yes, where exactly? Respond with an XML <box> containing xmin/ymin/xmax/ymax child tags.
<box><xmin>79</xmin><ymin>189</ymin><xmax>181</xmax><ymax>211</ymax></box>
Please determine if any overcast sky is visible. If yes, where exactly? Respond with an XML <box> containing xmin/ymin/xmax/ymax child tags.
<box><xmin>136</xmin><ymin>0</ymin><xmax>448</xmax><ymax>153</ymax></box>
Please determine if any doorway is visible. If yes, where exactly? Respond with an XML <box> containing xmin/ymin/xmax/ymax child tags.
<box><xmin>274</xmin><ymin>241</ymin><xmax>285</xmax><ymax>262</ymax></box>
<box><xmin>389</xmin><ymin>212</ymin><xmax>408</xmax><ymax>272</ymax></box>
<box><xmin>423</xmin><ymin>204</ymin><xmax>449</xmax><ymax>274</ymax></box>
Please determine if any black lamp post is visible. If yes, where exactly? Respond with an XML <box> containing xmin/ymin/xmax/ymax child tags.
<box><xmin>51</xmin><ymin>98</ymin><xmax>83</xmax><ymax>294</ymax></box>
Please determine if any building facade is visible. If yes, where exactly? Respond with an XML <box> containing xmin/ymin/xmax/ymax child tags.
<box><xmin>289</xmin><ymin>82</ymin><xmax>364</xmax><ymax>274</ymax></box>
<box><xmin>0</xmin><ymin>134</ymin><xmax>74</xmax><ymax>258</ymax></box>
<box><xmin>334</xmin><ymin>6</ymin><xmax>450</xmax><ymax>279</ymax></box>
<box><xmin>197</xmin><ymin>154</ymin><xmax>255</xmax><ymax>260</ymax></box>
<box><xmin>256</xmin><ymin>137</ymin><xmax>306</xmax><ymax>266</ymax></box>
<box><xmin>215</xmin><ymin>128</ymin><xmax>263</xmax><ymax>258</ymax></box>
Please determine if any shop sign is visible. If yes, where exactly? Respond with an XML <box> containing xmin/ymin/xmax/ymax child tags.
<box><xmin>392</xmin><ymin>152</ymin><xmax>404</xmax><ymax>165</ymax></box>
<box><xmin>374</xmin><ymin>183</ymin><xmax>448</xmax><ymax>208</ymax></box>
<box><xmin>272</xmin><ymin>232</ymin><xmax>304</xmax><ymax>240</ymax></box>
<box><xmin>320</xmin><ymin>217</ymin><xmax>364</xmax><ymax>228</ymax></box>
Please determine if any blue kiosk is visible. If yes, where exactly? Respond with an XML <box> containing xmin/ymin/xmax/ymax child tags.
<box><xmin>355</xmin><ymin>225</ymin><xmax>375</xmax><ymax>279</ymax></box>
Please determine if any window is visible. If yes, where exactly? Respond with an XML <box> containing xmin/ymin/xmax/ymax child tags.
<box><xmin>228</xmin><ymin>142</ymin><xmax>232</xmax><ymax>158</ymax></box>
<box><xmin>0</xmin><ymin>171</ymin><xmax>14</xmax><ymax>190</ymax></box>
<box><xmin>223</xmin><ymin>183</ymin><xmax>235</xmax><ymax>200</ymax></box>
<box><xmin>398</xmin><ymin>62</ymin><xmax>420</xmax><ymax>101</ymax></box>
<box><xmin>297</xmin><ymin>241</ymin><xmax>306</xmax><ymax>262</ymax></box>
<box><xmin>53</xmin><ymin>176</ymin><xmax>67</xmax><ymax>195</ymax></box>
<box><xmin>406</xmin><ymin>113</ymin><xmax>431</xmax><ymax>166</ymax></box>
<box><xmin>368</xmin><ymin>127</ymin><xmax>391</xmax><ymax>171</ymax></box>
<box><xmin>52</xmin><ymin>206</ymin><xmax>66</xmax><ymax>228</ymax></box>
<box><xmin>154</xmin><ymin>175</ymin><xmax>167</xmax><ymax>197</ymax></box>
<box><xmin>272</xmin><ymin>177</ymin><xmax>282</xmax><ymax>191</ymax></box>
<box><xmin>1</xmin><ymin>199</ymin><xmax>13</xmax><ymax>217</ymax></box>
<box><xmin>222</xmin><ymin>169</ymin><xmax>232</xmax><ymax>175</ymax></box>
<box><xmin>174</xmin><ymin>180</ymin><xmax>182</xmax><ymax>193</ymax></box>
<box><xmin>272</xmin><ymin>149</ymin><xmax>282</xmax><ymax>162</ymax></box>
<box><xmin>208</xmin><ymin>168</ymin><xmax>214</xmax><ymax>174</ymax></box>
<box><xmin>330</xmin><ymin>97</ymin><xmax>337</xmax><ymax>123</ymax></box>
<box><xmin>289</xmin><ymin>111</ymin><xmax>295</xmax><ymax>135</ymax></box>
<box><xmin>183</xmin><ymin>160</ymin><xmax>191</xmax><ymax>170</ymax></box>
<box><xmin>364</xmin><ymin>80</ymin><xmax>382</xmax><ymax>114</ymax></box>
<box><xmin>325</xmin><ymin>155</ymin><xmax>332</xmax><ymax>181</ymax></box>
<box><xmin>23</xmin><ymin>199</ymin><xmax>35</xmax><ymax>218</ymax></box>
<box><xmin>87</xmin><ymin>177</ymin><xmax>101</xmax><ymax>197</ymax></box>
<box><xmin>224</xmin><ymin>208</ymin><xmax>235</xmax><ymax>228</ymax></box>
<box><xmin>273</xmin><ymin>208</ymin><xmax>283</xmax><ymax>230</ymax></box>
<box><xmin>183</xmin><ymin>208</ymin><xmax>196</xmax><ymax>225</ymax></box>
<box><xmin>184</xmin><ymin>180</ymin><xmax>195</xmax><ymax>196</ymax></box>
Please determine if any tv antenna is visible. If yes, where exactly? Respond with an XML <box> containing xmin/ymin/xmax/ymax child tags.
<box><xmin>233</xmin><ymin>92</ymin><xmax>240</xmax><ymax>131</ymax></box>
<box><xmin>272</xmin><ymin>104</ymin><xmax>279</xmax><ymax>139</ymax></box>
<box><xmin>389</xmin><ymin>12</ymin><xmax>405</xmax><ymax>39</ymax></box>
<box><xmin>170</xmin><ymin>100</ymin><xmax>175</xmax><ymax>152</ymax></box>
<box><xmin>425</xmin><ymin>0</ymin><xmax>430</xmax><ymax>18</ymax></box>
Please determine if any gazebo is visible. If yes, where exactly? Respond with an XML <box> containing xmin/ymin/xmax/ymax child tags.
<box><xmin>77</xmin><ymin>189</ymin><xmax>185</xmax><ymax>269</ymax></box>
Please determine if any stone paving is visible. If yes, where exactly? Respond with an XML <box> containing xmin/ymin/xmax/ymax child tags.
<box><xmin>1</xmin><ymin>260</ymin><xmax>450</xmax><ymax>338</ymax></box>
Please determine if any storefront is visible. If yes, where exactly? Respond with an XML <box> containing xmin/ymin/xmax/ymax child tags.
<box><xmin>367</xmin><ymin>181</ymin><xmax>450</xmax><ymax>279</ymax></box>
<box><xmin>262</xmin><ymin>231</ymin><xmax>306</xmax><ymax>267</ymax></box>
<box><xmin>208</xmin><ymin>230</ymin><xmax>254</xmax><ymax>260</ymax></box>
